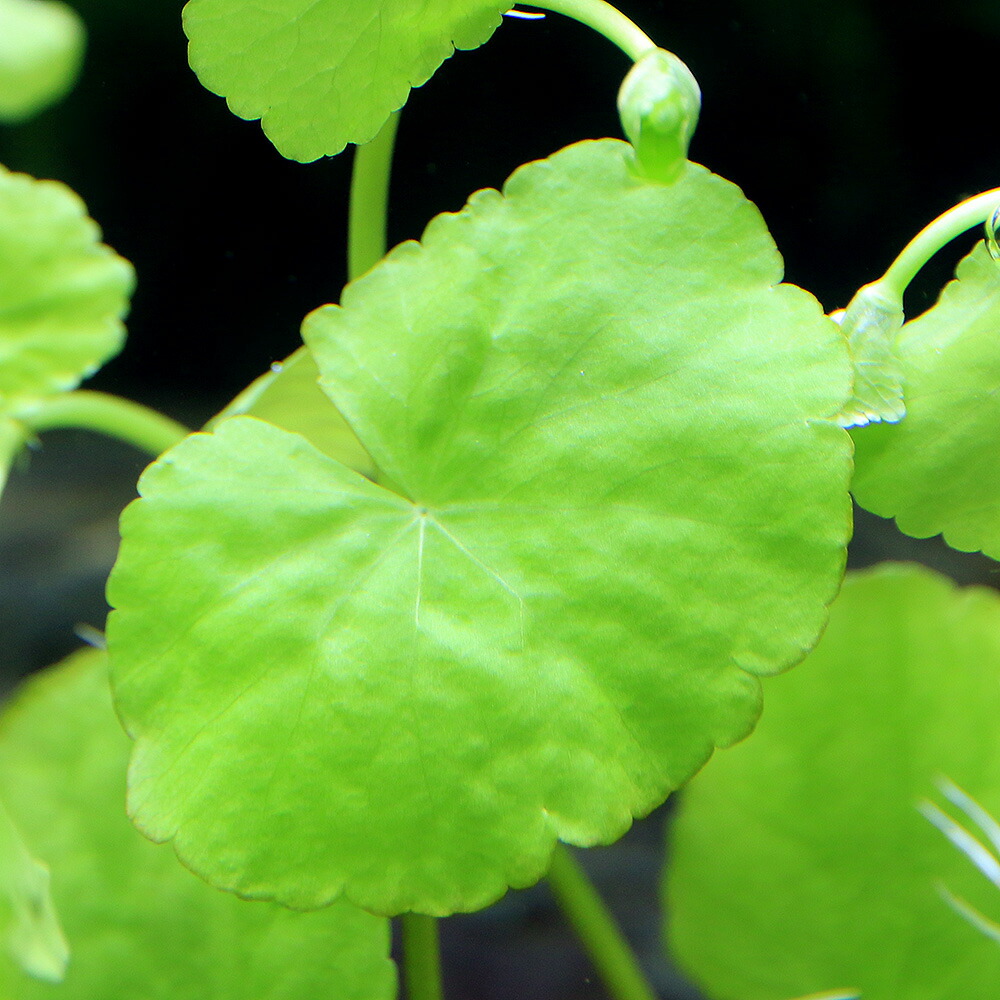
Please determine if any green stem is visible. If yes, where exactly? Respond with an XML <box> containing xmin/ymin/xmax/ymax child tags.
<box><xmin>18</xmin><ymin>390</ymin><xmax>190</xmax><ymax>457</ymax></box>
<box><xmin>400</xmin><ymin>913</ymin><xmax>444</xmax><ymax>1000</ymax></box>
<box><xmin>348</xmin><ymin>110</ymin><xmax>401</xmax><ymax>282</ymax></box>
<box><xmin>878</xmin><ymin>187</ymin><xmax>1000</xmax><ymax>301</ymax></box>
<box><xmin>527</xmin><ymin>0</ymin><xmax>656</xmax><ymax>62</ymax></box>
<box><xmin>546</xmin><ymin>845</ymin><xmax>658</xmax><ymax>1000</ymax></box>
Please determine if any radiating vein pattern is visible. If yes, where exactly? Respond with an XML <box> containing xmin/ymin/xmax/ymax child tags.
<box><xmin>108</xmin><ymin>139</ymin><xmax>853</xmax><ymax>916</ymax></box>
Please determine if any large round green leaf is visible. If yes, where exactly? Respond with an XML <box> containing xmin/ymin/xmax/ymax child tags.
<box><xmin>0</xmin><ymin>649</ymin><xmax>396</xmax><ymax>1000</ymax></box>
<box><xmin>0</xmin><ymin>0</ymin><xmax>84</xmax><ymax>123</ymax></box>
<box><xmin>852</xmin><ymin>244</ymin><xmax>1000</xmax><ymax>557</ymax></box>
<box><xmin>667</xmin><ymin>564</ymin><xmax>1000</xmax><ymax>1000</ymax></box>
<box><xmin>0</xmin><ymin>165</ymin><xmax>134</xmax><ymax>416</ymax></box>
<box><xmin>107</xmin><ymin>139</ymin><xmax>853</xmax><ymax>916</ymax></box>
<box><xmin>182</xmin><ymin>0</ymin><xmax>508</xmax><ymax>161</ymax></box>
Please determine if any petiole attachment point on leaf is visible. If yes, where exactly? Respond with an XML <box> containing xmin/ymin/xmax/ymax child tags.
<box><xmin>617</xmin><ymin>48</ymin><xmax>700</xmax><ymax>184</ymax></box>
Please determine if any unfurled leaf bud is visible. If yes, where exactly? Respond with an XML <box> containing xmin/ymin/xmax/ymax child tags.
<box><xmin>617</xmin><ymin>47</ymin><xmax>701</xmax><ymax>184</ymax></box>
<box><xmin>832</xmin><ymin>282</ymin><xmax>906</xmax><ymax>427</ymax></box>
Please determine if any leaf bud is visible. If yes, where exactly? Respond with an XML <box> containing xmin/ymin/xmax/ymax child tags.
<box><xmin>833</xmin><ymin>282</ymin><xmax>906</xmax><ymax>427</ymax></box>
<box><xmin>617</xmin><ymin>47</ymin><xmax>701</xmax><ymax>184</ymax></box>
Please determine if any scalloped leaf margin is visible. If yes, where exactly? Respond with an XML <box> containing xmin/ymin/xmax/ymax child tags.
<box><xmin>182</xmin><ymin>0</ymin><xmax>509</xmax><ymax>161</ymax></box>
<box><xmin>107</xmin><ymin>139</ymin><xmax>853</xmax><ymax>917</ymax></box>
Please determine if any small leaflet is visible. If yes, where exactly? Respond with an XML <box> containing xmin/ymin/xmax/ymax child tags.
<box><xmin>0</xmin><ymin>800</ymin><xmax>69</xmax><ymax>983</ymax></box>
<box><xmin>833</xmin><ymin>282</ymin><xmax>906</xmax><ymax>428</ymax></box>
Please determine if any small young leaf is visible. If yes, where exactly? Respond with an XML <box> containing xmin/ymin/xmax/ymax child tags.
<box><xmin>617</xmin><ymin>48</ymin><xmax>700</xmax><ymax>184</ymax></box>
<box><xmin>0</xmin><ymin>165</ymin><xmax>134</xmax><ymax>416</ymax></box>
<box><xmin>0</xmin><ymin>0</ymin><xmax>84</xmax><ymax>123</ymax></box>
<box><xmin>851</xmin><ymin>244</ymin><xmax>1000</xmax><ymax>557</ymax></box>
<box><xmin>833</xmin><ymin>282</ymin><xmax>906</xmax><ymax>428</ymax></box>
<box><xmin>0</xmin><ymin>798</ymin><xmax>68</xmax><ymax>983</ymax></box>
<box><xmin>666</xmin><ymin>564</ymin><xmax>1000</xmax><ymax>1000</ymax></box>
<box><xmin>210</xmin><ymin>345</ymin><xmax>376</xmax><ymax>478</ymax></box>
<box><xmin>0</xmin><ymin>649</ymin><xmax>396</xmax><ymax>1000</ymax></box>
<box><xmin>182</xmin><ymin>0</ymin><xmax>509</xmax><ymax>161</ymax></box>
<box><xmin>108</xmin><ymin>139</ymin><xmax>852</xmax><ymax>916</ymax></box>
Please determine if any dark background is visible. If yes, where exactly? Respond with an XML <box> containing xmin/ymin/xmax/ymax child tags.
<box><xmin>2</xmin><ymin>0</ymin><xmax>1000</xmax><ymax>996</ymax></box>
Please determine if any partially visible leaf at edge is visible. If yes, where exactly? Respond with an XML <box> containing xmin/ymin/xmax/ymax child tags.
<box><xmin>0</xmin><ymin>648</ymin><xmax>396</xmax><ymax>1000</ymax></box>
<box><xmin>108</xmin><ymin>139</ymin><xmax>852</xmax><ymax>917</ymax></box>
<box><xmin>0</xmin><ymin>0</ymin><xmax>84</xmax><ymax>123</ymax></box>
<box><xmin>0</xmin><ymin>797</ymin><xmax>68</xmax><ymax>984</ymax></box>
<box><xmin>209</xmin><ymin>345</ymin><xmax>375</xmax><ymax>478</ymax></box>
<box><xmin>0</xmin><ymin>164</ymin><xmax>134</xmax><ymax>415</ymax></box>
<box><xmin>852</xmin><ymin>243</ymin><xmax>1000</xmax><ymax>557</ymax></box>
<box><xmin>666</xmin><ymin>564</ymin><xmax>1000</xmax><ymax>1000</ymax></box>
<box><xmin>182</xmin><ymin>0</ymin><xmax>509</xmax><ymax>161</ymax></box>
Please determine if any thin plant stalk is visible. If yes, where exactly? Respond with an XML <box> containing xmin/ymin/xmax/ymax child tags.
<box><xmin>401</xmin><ymin>913</ymin><xmax>444</xmax><ymax>1000</ymax></box>
<box><xmin>348</xmin><ymin>116</ymin><xmax>448</xmax><ymax>1000</ymax></box>
<box><xmin>18</xmin><ymin>390</ymin><xmax>190</xmax><ymax>457</ymax></box>
<box><xmin>876</xmin><ymin>187</ymin><xmax>1000</xmax><ymax>301</ymax></box>
<box><xmin>546</xmin><ymin>844</ymin><xmax>659</xmax><ymax>1000</ymax></box>
<box><xmin>529</xmin><ymin>0</ymin><xmax>656</xmax><ymax>61</ymax></box>
<box><xmin>348</xmin><ymin>110</ymin><xmax>401</xmax><ymax>282</ymax></box>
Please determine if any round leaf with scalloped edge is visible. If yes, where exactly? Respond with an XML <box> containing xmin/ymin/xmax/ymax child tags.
<box><xmin>852</xmin><ymin>243</ymin><xmax>1000</xmax><ymax>557</ymax></box>
<box><xmin>107</xmin><ymin>138</ymin><xmax>853</xmax><ymax>917</ymax></box>
<box><xmin>0</xmin><ymin>165</ymin><xmax>133</xmax><ymax>416</ymax></box>
<box><xmin>182</xmin><ymin>0</ymin><xmax>509</xmax><ymax>162</ymax></box>
<box><xmin>666</xmin><ymin>564</ymin><xmax>1000</xmax><ymax>1000</ymax></box>
<box><xmin>0</xmin><ymin>648</ymin><xmax>396</xmax><ymax>1000</ymax></box>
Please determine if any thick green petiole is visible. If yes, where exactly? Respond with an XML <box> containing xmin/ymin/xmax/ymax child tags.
<box><xmin>526</xmin><ymin>0</ymin><xmax>655</xmax><ymax>62</ymax></box>
<box><xmin>834</xmin><ymin>187</ymin><xmax>1000</xmax><ymax>427</ymax></box>
<box><xmin>348</xmin><ymin>110</ymin><xmax>401</xmax><ymax>282</ymax></box>
<box><xmin>343</xmin><ymin>106</ymin><xmax>449</xmax><ymax>997</ymax></box>
<box><xmin>400</xmin><ymin>913</ymin><xmax>444</xmax><ymax>1000</ymax></box>
<box><xmin>546</xmin><ymin>845</ymin><xmax>659</xmax><ymax>1000</ymax></box>
<box><xmin>17</xmin><ymin>390</ymin><xmax>190</xmax><ymax>458</ymax></box>
<box><xmin>876</xmin><ymin>187</ymin><xmax>1000</xmax><ymax>302</ymax></box>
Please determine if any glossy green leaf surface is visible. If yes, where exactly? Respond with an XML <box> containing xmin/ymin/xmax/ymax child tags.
<box><xmin>667</xmin><ymin>564</ymin><xmax>1000</xmax><ymax>1000</ymax></box>
<box><xmin>0</xmin><ymin>648</ymin><xmax>396</xmax><ymax>1000</ymax></box>
<box><xmin>211</xmin><ymin>345</ymin><xmax>375</xmax><ymax>477</ymax></box>
<box><xmin>0</xmin><ymin>165</ymin><xmax>133</xmax><ymax>416</ymax></box>
<box><xmin>182</xmin><ymin>0</ymin><xmax>508</xmax><ymax>161</ymax></box>
<box><xmin>0</xmin><ymin>0</ymin><xmax>84</xmax><ymax>123</ymax></box>
<box><xmin>108</xmin><ymin>139</ymin><xmax>852</xmax><ymax>916</ymax></box>
<box><xmin>852</xmin><ymin>244</ymin><xmax>1000</xmax><ymax>555</ymax></box>
<box><xmin>0</xmin><ymin>796</ymin><xmax>68</xmax><ymax>984</ymax></box>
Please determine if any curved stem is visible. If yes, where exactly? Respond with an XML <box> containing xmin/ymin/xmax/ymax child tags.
<box><xmin>546</xmin><ymin>845</ymin><xmax>658</xmax><ymax>1000</ymax></box>
<box><xmin>878</xmin><ymin>187</ymin><xmax>1000</xmax><ymax>301</ymax></box>
<box><xmin>526</xmin><ymin>0</ymin><xmax>656</xmax><ymax>61</ymax></box>
<box><xmin>400</xmin><ymin>913</ymin><xmax>444</xmax><ymax>1000</ymax></box>
<box><xmin>348</xmin><ymin>110</ymin><xmax>401</xmax><ymax>282</ymax></box>
<box><xmin>18</xmin><ymin>391</ymin><xmax>189</xmax><ymax>458</ymax></box>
